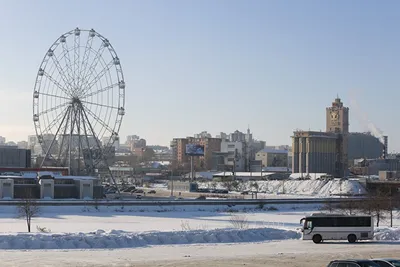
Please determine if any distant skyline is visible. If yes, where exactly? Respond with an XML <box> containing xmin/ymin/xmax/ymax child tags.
<box><xmin>1</xmin><ymin>1</ymin><xmax>400</xmax><ymax>150</ymax></box>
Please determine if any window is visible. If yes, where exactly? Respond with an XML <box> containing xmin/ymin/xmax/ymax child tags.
<box><xmin>373</xmin><ymin>261</ymin><xmax>393</xmax><ymax>267</ymax></box>
<box><xmin>310</xmin><ymin>217</ymin><xmax>371</xmax><ymax>227</ymax></box>
<box><xmin>228</xmin><ymin>144</ymin><xmax>235</xmax><ymax>149</ymax></box>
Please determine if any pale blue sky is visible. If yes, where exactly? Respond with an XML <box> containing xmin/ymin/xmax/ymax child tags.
<box><xmin>0</xmin><ymin>0</ymin><xmax>399</xmax><ymax>150</ymax></box>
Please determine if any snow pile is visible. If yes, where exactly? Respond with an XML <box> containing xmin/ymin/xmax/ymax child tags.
<box><xmin>0</xmin><ymin>228</ymin><xmax>300</xmax><ymax>250</ymax></box>
<box><xmin>199</xmin><ymin>179</ymin><xmax>366</xmax><ymax>196</ymax></box>
<box><xmin>374</xmin><ymin>228</ymin><xmax>400</xmax><ymax>241</ymax></box>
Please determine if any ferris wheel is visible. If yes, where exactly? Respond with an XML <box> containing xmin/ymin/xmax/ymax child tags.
<box><xmin>33</xmin><ymin>28</ymin><xmax>125</xmax><ymax>177</ymax></box>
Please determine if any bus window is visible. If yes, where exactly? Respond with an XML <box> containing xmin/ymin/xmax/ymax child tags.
<box><xmin>306</xmin><ymin>220</ymin><xmax>312</xmax><ymax>229</ymax></box>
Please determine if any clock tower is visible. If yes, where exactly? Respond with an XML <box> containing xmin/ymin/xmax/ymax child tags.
<box><xmin>326</xmin><ymin>96</ymin><xmax>349</xmax><ymax>133</ymax></box>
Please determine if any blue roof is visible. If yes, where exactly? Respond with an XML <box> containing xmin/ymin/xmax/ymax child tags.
<box><xmin>258</xmin><ymin>148</ymin><xmax>288</xmax><ymax>154</ymax></box>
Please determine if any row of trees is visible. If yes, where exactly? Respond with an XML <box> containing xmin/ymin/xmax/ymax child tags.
<box><xmin>324</xmin><ymin>185</ymin><xmax>399</xmax><ymax>227</ymax></box>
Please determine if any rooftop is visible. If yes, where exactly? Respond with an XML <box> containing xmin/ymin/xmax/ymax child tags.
<box><xmin>258</xmin><ymin>148</ymin><xmax>288</xmax><ymax>154</ymax></box>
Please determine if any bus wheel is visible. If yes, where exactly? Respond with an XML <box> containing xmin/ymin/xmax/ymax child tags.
<box><xmin>347</xmin><ymin>234</ymin><xmax>357</xmax><ymax>243</ymax></box>
<box><xmin>312</xmin><ymin>234</ymin><xmax>322</xmax><ymax>244</ymax></box>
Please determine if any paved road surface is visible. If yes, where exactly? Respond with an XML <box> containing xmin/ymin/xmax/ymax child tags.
<box><xmin>1</xmin><ymin>240</ymin><xmax>399</xmax><ymax>267</ymax></box>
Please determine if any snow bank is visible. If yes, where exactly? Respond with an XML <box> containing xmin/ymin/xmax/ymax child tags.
<box><xmin>199</xmin><ymin>179</ymin><xmax>366</xmax><ymax>196</ymax></box>
<box><xmin>0</xmin><ymin>228</ymin><xmax>300</xmax><ymax>250</ymax></box>
<box><xmin>374</xmin><ymin>228</ymin><xmax>400</xmax><ymax>241</ymax></box>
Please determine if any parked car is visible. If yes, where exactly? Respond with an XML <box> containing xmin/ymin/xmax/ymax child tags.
<box><xmin>131</xmin><ymin>189</ymin><xmax>144</xmax><ymax>194</ymax></box>
<box><xmin>327</xmin><ymin>260</ymin><xmax>380</xmax><ymax>267</ymax></box>
<box><xmin>122</xmin><ymin>186</ymin><xmax>136</xmax><ymax>192</ymax></box>
<box><xmin>372</xmin><ymin>259</ymin><xmax>400</xmax><ymax>267</ymax></box>
<box><xmin>147</xmin><ymin>190</ymin><xmax>156</xmax><ymax>194</ymax></box>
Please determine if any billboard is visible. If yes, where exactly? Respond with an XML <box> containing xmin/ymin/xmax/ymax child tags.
<box><xmin>185</xmin><ymin>144</ymin><xmax>205</xmax><ymax>156</ymax></box>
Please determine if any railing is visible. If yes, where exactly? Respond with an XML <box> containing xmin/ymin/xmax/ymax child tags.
<box><xmin>0</xmin><ymin>197</ymin><xmax>366</xmax><ymax>206</ymax></box>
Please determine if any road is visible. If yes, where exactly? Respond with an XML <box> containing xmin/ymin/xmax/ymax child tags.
<box><xmin>1</xmin><ymin>240</ymin><xmax>399</xmax><ymax>267</ymax></box>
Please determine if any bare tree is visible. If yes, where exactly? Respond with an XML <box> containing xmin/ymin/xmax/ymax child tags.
<box><xmin>361</xmin><ymin>190</ymin><xmax>388</xmax><ymax>227</ymax></box>
<box><xmin>229</xmin><ymin>214</ymin><xmax>249</xmax><ymax>229</ymax></box>
<box><xmin>321</xmin><ymin>200</ymin><xmax>336</xmax><ymax>213</ymax></box>
<box><xmin>336</xmin><ymin>200</ymin><xmax>358</xmax><ymax>215</ymax></box>
<box><xmin>16</xmin><ymin>194</ymin><xmax>40</xmax><ymax>232</ymax></box>
<box><xmin>251</xmin><ymin>182</ymin><xmax>260</xmax><ymax>192</ymax></box>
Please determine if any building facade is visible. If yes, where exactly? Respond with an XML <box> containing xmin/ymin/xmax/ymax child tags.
<box><xmin>255</xmin><ymin>148</ymin><xmax>288</xmax><ymax>168</ymax></box>
<box><xmin>292</xmin><ymin>131</ymin><xmax>341</xmax><ymax>176</ymax></box>
<box><xmin>219</xmin><ymin>140</ymin><xmax>246</xmax><ymax>171</ymax></box>
<box><xmin>171</xmin><ymin>137</ymin><xmax>222</xmax><ymax>170</ymax></box>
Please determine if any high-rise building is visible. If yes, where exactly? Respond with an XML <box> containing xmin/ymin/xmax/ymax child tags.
<box><xmin>0</xmin><ymin>136</ymin><xmax>5</xmax><ymax>145</ymax></box>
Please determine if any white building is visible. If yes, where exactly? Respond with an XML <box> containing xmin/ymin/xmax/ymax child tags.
<box><xmin>28</xmin><ymin>135</ymin><xmax>37</xmax><ymax>150</ymax></box>
<box><xmin>0</xmin><ymin>136</ymin><xmax>5</xmax><ymax>145</ymax></box>
<box><xmin>194</xmin><ymin>131</ymin><xmax>212</xmax><ymax>139</ymax></box>
<box><xmin>17</xmin><ymin>141</ymin><xmax>28</xmax><ymax>149</ymax></box>
<box><xmin>220</xmin><ymin>140</ymin><xmax>246</xmax><ymax>171</ymax></box>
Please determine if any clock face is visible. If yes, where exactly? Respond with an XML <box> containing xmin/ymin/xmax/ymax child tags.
<box><xmin>331</xmin><ymin>111</ymin><xmax>339</xmax><ymax>120</ymax></box>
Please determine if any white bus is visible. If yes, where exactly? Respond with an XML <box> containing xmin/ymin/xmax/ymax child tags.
<box><xmin>300</xmin><ymin>213</ymin><xmax>374</xmax><ymax>243</ymax></box>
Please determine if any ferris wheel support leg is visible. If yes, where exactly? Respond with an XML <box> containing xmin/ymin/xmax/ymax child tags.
<box><xmin>40</xmin><ymin>106</ymin><xmax>71</xmax><ymax>168</ymax></box>
<box><xmin>80</xmin><ymin>109</ymin><xmax>95</xmax><ymax>176</ymax></box>
<box><xmin>68</xmin><ymin>107</ymin><xmax>78</xmax><ymax>175</ymax></box>
<box><xmin>81</xmin><ymin>105</ymin><xmax>122</xmax><ymax>198</ymax></box>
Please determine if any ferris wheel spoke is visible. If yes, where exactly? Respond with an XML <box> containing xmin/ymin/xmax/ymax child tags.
<box><xmin>81</xmin><ymin>82</ymin><xmax>119</xmax><ymax>99</ymax></box>
<box><xmin>38</xmin><ymin>92</ymin><xmax>71</xmax><ymax>101</ymax></box>
<box><xmin>43</xmin><ymin>72</ymin><xmax>72</xmax><ymax>97</ymax></box>
<box><xmin>73</xmin><ymin>28</ymin><xmax>81</xmax><ymax>93</ymax></box>
<box><xmin>38</xmin><ymin>101</ymin><xmax>70</xmax><ymax>117</ymax></box>
<box><xmin>61</xmin><ymin>41</ymin><xmax>75</xmax><ymax>89</ymax></box>
<box><xmin>81</xmin><ymin>100</ymin><xmax>118</xmax><ymax>110</ymax></box>
<box><xmin>79</xmin><ymin>31</ymin><xmax>95</xmax><ymax>89</ymax></box>
<box><xmin>41</xmin><ymin>105</ymin><xmax>70</xmax><ymax>133</ymax></box>
<box><xmin>79</xmin><ymin>45</ymin><xmax>107</xmax><ymax>95</ymax></box>
<box><xmin>50</xmin><ymin>54</ymin><xmax>74</xmax><ymax>92</ymax></box>
<box><xmin>81</xmin><ymin>59</ymin><xmax>114</xmax><ymax>96</ymax></box>
<box><xmin>82</xmin><ymin>105</ymin><xmax>115</xmax><ymax>135</ymax></box>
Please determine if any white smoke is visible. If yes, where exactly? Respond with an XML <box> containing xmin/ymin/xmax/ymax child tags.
<box><xmin>348</xmin><ymin>89</ymin><xmax>385</xmax><ymax>144</ymax></box>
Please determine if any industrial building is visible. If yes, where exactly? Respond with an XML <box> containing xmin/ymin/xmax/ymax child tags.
<box><xmin>292</xmin><ymin>97</ymin><xmax>388</xmax><ymax>177</ymax></box>
<box><xmin>348</xmin><ymin>132</ymin><xmax>386</xmax><ymax>162</ymax></box>
<box><xmin>292</xmin><ymin>97</ymin><xmax>349</xmax><ymax>177</ymax></box>
<box><xmin>292</xmin><ymin>131</ymin><xmax>344</xmax><ymax>176</ymax></box>
<box><xmin>0</xmin><ymin>146</ymin><xmax>31</xmax><ymax>168</ymax></box>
